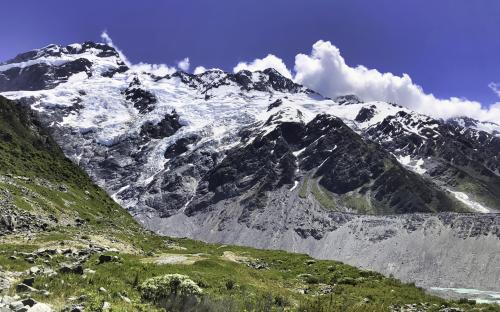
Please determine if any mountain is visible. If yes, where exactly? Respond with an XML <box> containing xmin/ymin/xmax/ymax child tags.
<box><xmin>448</xmin><ymin>116</ymin><xmax>500</xmax><ymax>137</ymax></box>
<box><xmin>1</xmin><ymin>42</ymin><xmax>499</xmax><ymax>294</ymax></box>
<box><xmin>337</xmin><ymin>100</ymin><xmax>500</xmax><ymax>212</ymax></box>
<box><xmin>3</xmin><ymin>95</ymin><xmax>495</xmax><ymax>312</ymax></box>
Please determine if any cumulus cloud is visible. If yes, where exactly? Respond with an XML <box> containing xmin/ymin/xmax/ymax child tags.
<box><xmin>177</xmin><ymin>57</ymin><xmax>190</xmax><ymax>72</ymax></box>
<box><xmin>293</xmin><ymin>40</ymin><xmax>500</xmax><ymax>122</ymax></box>
<box><xmin>232</xmin><ymin>40</ymin><xmax>500</xmax><ymax>123</ymax></box>
<box><xmin>233</xmin><ymin>54</ymin><xmax>293</xmax><ymax>79</ymax></box>
<box><xmin>129</xmin><ymin>62</ymin><xmax>176</xmax><ymax>76</ymax></box>
<box><xmin>193</xmin><ymin>66</ymin><xmax>207</xmax><ymax>75</ymax></box>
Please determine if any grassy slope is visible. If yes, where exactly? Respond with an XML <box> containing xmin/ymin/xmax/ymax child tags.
<box><xmin>0</xmin><ymin>95</ymin><xmax>498</xmax><ymax>311</ymax></box>
<box><xmin>0</xmin><ymin>96</ymin><xmax>138</xmax><ymax>231</ymax></box>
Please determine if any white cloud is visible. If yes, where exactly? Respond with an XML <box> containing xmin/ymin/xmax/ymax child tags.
<box><xmin>100</xmin><ymin>31</ymin><xmax>175</xmax><ymax>76</ymax></box>
<box><xmin>292</xmin><ymin>40</ymin><xmax>500</xmax><ymax>123</ymax></box>
<box><xmin>100</xmin><ymin>30</ymin><xmax>130</xmax><ymax>66</ymax></box>
<box><xmin>488</xmin><ymin>82</ymin><xmax>500</xmax><ymax>97</ymax></box>
<box><xmin>193</xmin><ymin>66</ymin><xmax>207</xmax><ymax>75</ymax></box>
<box><xmin>233</xmin><ymin>54</ymin><xmax>293</xmax><ymax>79</ymax></box>
<box><xmin>177</xmin><ymin>57</ymin><xmax>190</xmax><ymax>72</ymax></box>
<box><xmin>129</xmin><ymin>62</ymin><xmax>176</xmax><ymax>76</ymax></box>
<box><xmin>232</xmin><ymin>40</ymin><xmax>500</xmax><ymax>123</ymax></box>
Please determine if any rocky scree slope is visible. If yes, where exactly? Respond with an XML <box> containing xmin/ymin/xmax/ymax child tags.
<box><xmin>1</xmin><ymin>42</ymin><xmax>499</xmax><ymax>292</ymax></box>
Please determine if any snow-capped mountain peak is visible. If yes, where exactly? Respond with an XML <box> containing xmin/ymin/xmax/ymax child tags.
<box><xmin>447</xmin><ymin>116</ymin><xmax>500</xmax><ymax>137</ymax></box>
<box><xmin>1</xmin><ymin>42</ymin><xmax>499</xmax><ymax>232</ymax></box>
<box><xmin>0</xmin><ymin>41</ymin><xmax>128</xmax><ymax>92</ymax></box>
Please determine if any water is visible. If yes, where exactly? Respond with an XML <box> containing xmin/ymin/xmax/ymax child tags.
<box><xmin>430</xmin><ymin>287</ymin><xmax>500</xmax><ymax>304</ymax></box>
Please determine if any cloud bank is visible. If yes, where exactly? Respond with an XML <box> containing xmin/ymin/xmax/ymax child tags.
<box><xmin>233</xmin><ymin>40</ymin><xmax>500</xmax><ymax>123</ymax></box>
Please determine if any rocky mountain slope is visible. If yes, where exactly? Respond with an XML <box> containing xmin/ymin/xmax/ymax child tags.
<box><xmin>2</xmin><ymin>42</ymin><xmax>497</xmax><ymax>219</ymax></box>
<box><xmin>1</xmin><ymin>42</ymin><xmax>499</xmax><ymax>295</ymax></box>
<box><xmin>2</xmin><ymin>95</ymin><xmax>495</xmax><ymax>312</ymax></box>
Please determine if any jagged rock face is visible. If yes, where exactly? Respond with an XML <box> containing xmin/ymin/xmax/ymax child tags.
<box><xmin>448</xmin><ymin>116</ymin><xmax>500</xmax><ymax>137</ymax></box>
<box><xmin>186</xmin><ymin>113</ymin><xmax>463</xmax><ymax>221</ymax></box>
<box><xmin>364</xmin><ymin>111</ymin><xmax>500</xmax><ymax>210</ymax></box>
<box><xmin>140</xmin><ymin>111</ymin><xmax>182</xmax><ymax>139</ymax></box>
<box><xmin>170</xmin><ymin>68</ymin><xmax>307</xmax><ymax>95</ymax></box>
<box><xmin>0</xmin><ymin>59</ymin><xmax>92</xmax><ymax>91</ymax></box>
<box><xmin>354</xmin><ymin>105</ymin><xmax>376</xmax><ymax>122</ymax></box>
<box><xmin>334</xmin><ymin>94</ymin><xmax>363</xmax><ymax>105</ymax></box>
<box><xmin>0</xmin><ymin>42</ymin><xmax>127</xmax><ymax>92</ymax></box>
<box><xmin>4</xmin><ymin>42</ymin><xmax>120</xmax><ymax>65</ymax></box>
<box><xmin>125</xmin><ymin>77</ymin><xmax>158</xmax><ymax>113</ymax></box>
<box><xmin>0</xmin><ymin>41</ymin><xmax>498</xmax><ymax>227</ymax></box>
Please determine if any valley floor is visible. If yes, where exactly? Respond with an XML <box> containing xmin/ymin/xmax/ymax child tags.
<box><xmin>0</xmin><ymin>227</ymin><xmax>499</xmax><ymax>312</ymax></box>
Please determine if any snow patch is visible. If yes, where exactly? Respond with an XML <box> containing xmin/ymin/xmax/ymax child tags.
<box><xmin>111</xmin><ymin>185</ymin><xmax>130</xmax><ymax>203</ymax></box>
<box><xmin>396</xmin><ymin>155</ymin><xmax>427</xmax><ymax>175</ymax></box>
<box><xmin>292</xmin><ymin>147</ymin><xmax>306</xmax><ymax>157</ymax></box>
<box><xmin>449</xmin><ymin>191</ymin><xmax>490</xmax><ymax>213</ymax></box>
<box><xmin>290</xmin><ymin>181</ymin><xmax>299</xmax><ymax>191</ymax></box>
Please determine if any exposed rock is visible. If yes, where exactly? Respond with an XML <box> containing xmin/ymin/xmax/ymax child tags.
<box><xmin>0</xmin><ymin>59</ymin><xmax>91</xmax><ymax>92</ymax></box>
<box><xmin>119</xmin><ymin>294</ymin><xmax>131</xmax><ymax>304</ymax></box>
<box><xmin>15</xmin><ymin>283</ymin><xmax>37</xmax><ymax>293</ymax></box>
<box><xmin>124</xmin><ymin>77</ymin><xmax>157</xmax><ymax>113</ymax></box>
<box><xmin>20</xmin><ymin>299</ymin><xmax>36</xmax><ymax>308</ymax></box>
<box><xmin>98</xmin><ymin>254</ymin><xmax>113</xmax><ymax>264</ymax></box>
<box><xmin>21</xmin><ymin>278</ymin><xmax>34</xmax><ymax>287</ymax></box>
<box><xmin>140</xmin><ymin>111</ymin><xmax>182</xmax><ymax>139</ymax></box>
<box><xmin>335</xmin><ymin>94</ymin><xmax>363</xmax><ymax>105</ymax></box>
<box><xmin>58</xmin><ymin>263</ymin><xmax>83</xmax><ymax>275</ymax></box>
<box><xmin>267</xmin><ymin>99</ymin><xmax>283</xmax><ymax>111</ymax></box>
<box><xmin>27</xmin><ymin>303</ymin><xmax>54</xmax><ymax>312</ymax></box>
<box><xmin>2</xmin><ymin>42</ymin><xmax>500</xmax><ymax>298</ymax></box>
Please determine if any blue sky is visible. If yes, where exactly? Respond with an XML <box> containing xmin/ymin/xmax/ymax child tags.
<box><xmin>1</xmin><ymin>0</ymin><xmax>499</xmax><ymax>110</ymax></box>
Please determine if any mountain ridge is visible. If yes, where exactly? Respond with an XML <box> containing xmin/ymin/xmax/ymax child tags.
<box><xmin>1</xmin><ymin>42</ymin><xmax>499</xmax><ymax>294</ymax></box>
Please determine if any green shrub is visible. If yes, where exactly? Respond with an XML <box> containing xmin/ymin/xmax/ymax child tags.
<box><xmin>139</xmin><ymin>274</ymin><xmax>203</xmax><ymax>303</ymax></box>
<box><xmin>225</xmin><ymin>279</ymin><xmax>236</xmax><ymax>290</ymax></box>
<box><xmin>337</xmin><ymin>277</ymin><xmax>357</xmax><ymax>285</ymax></box>
<box><xmin>298</xmin><ymin>274</ymin><xmax>319</xmax><ymax>284</ymax></box>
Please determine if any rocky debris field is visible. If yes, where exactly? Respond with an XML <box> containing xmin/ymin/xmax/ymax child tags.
<box><xmin>1</xmin><ymin>229</ymin><xmax>496</xmax><ymax>312</ymax></box>
<box><xmin>0</xmin><ymin>241</ymin><xmax>123</xmax><ymax>311</ymax></box>
<box><xmin>391</xmin><ymin>303</ymin><xmax>467</xmax><ymax>312</ymax></box>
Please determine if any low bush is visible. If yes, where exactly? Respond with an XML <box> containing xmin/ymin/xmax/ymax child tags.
<box><xmin>139</xmin><ymin>274</ymin><xmax>203</xmax><ymax>303</ymax></box>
